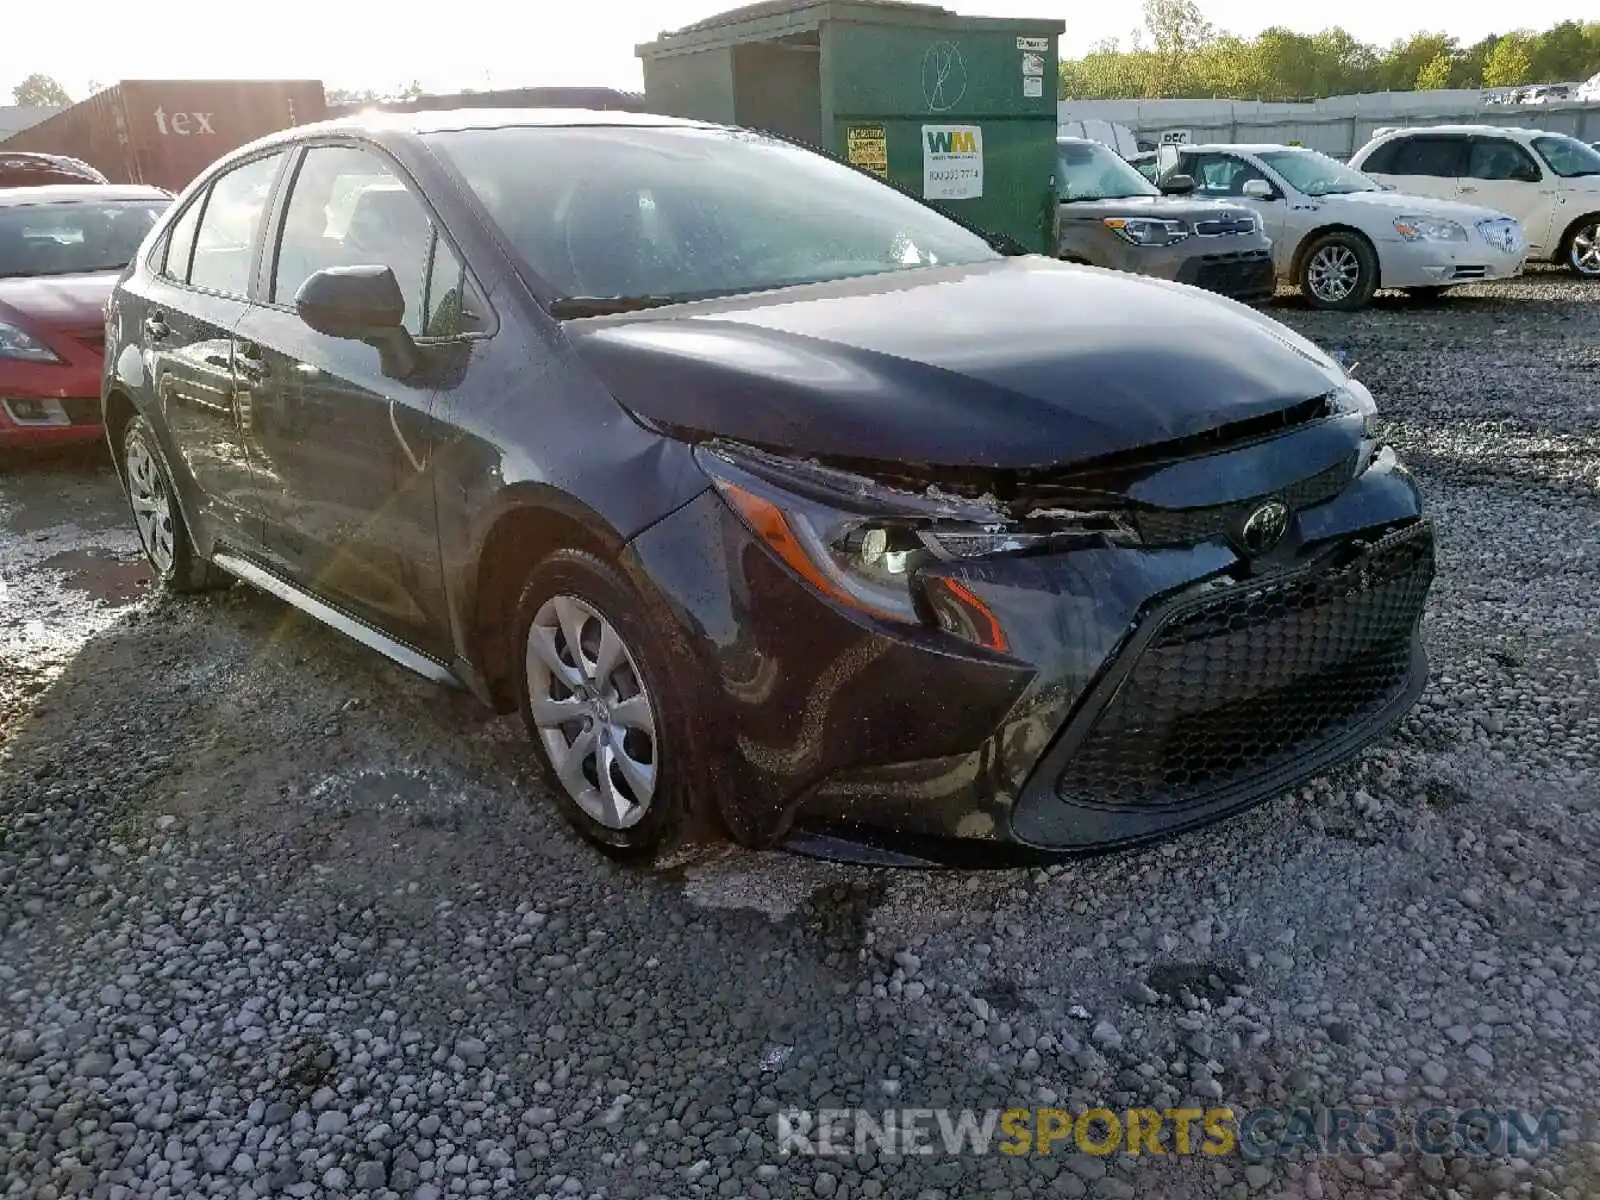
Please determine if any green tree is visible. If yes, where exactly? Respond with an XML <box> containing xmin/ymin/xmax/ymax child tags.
<box><xmin>12</xmin><ymin>74</ymin><xmax>70</xmax><ymax>106</ymax></box>
<box><xmin>1483</xmin><ymin>34</ymin><xmax>1534</xmax><ymax>87</ymax></box>
<box><xmin>1526</xmin><ymin>21</ymin><xmax>1599</xmax><ymax>82</ymax></box>
<box><xmin>1415</xmin><ymin>53</ymin><xmax>1453</xmax><ymax>90</ymax></box>
<box><xmin>1379</xmin><ymin>33</ymin><xmax>1458</xmax><ymax>92</ymax></box>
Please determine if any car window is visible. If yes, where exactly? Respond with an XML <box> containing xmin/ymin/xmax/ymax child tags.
<box><xmin>162</xmin><ymin>195</ymin><xmax>204</xmax><ymax>282</ymax></box>
<box><xmin>424</xmin><ymin>125</ymin><xmax>998</xmax><ymax>303</ymax></box>
<box><xmin>272</xmin><ymin>144</ymin><xmax>433</xmax><ymax>336</ymax></box>
<box><xmin>1531</xmin><ymin>135</ymin><xmax>1600</xmax><ymax>178</ymax></box>
<box><xmin>0</xmin><ymin>198</ymin><xmax>167</xmax><ymax>279</ymax></box>
<box><xmin>189</xmin><ymin>153</ymin><xmax>285</xmax><ymax>296</ymax></box>
<box><xmin>1358</xmin><ymin>140</ymin><xmax>1400</xmax><ymax>174</ymax></box>
<box><xmin>1383</xmin><ymin>136</ymin><xmax>1467</xmax><ymax>178</ymax></box>
<box><xmin>1467</xmin><ymin>139</ymin><xmax>1542</xmax><ymax>182</ymax></box>
<box><xmin>421</xmin><ymin>237</ymin><xmax>483</xmax><ymax>338</ymax></box>
<box><xmin>1056</xmin><ymin>142</ymin><xmax>1159</xmax><ymax>201</ymax></box>
<box><xmin>1186</xmin><ymin>153</ymin><xmax>1270</xmax><ymax>198</ymax></box>
<box><xmin>1257</xmin><ymin>150</ymin><xmax>1380</xmax><ymax>196</ymax></box>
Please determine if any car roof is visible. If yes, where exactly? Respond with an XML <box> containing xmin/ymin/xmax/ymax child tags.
<box><xmin>0</xmin><ymin>184</ymin><xmax>171</xmax><ymax>207</ymax></box>
<box><xmin>257</xmin><ymin>106</ymin><xmax>708</xmax><ymax>146</ymax></box>
<box><xmin>1366</xmin><ymin>125</ymin><xmax>1552</xmax><ymax>139</ymax></box>
<box><xmin>1179</xmin><ymin>144</ymin><xmax>1315</xmax><ymax>154</ymax></box>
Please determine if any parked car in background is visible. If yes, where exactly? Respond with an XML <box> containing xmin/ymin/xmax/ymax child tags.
<box><xmin>1127</xmin><ymin>149</ymin><xmax>1160</xmax><ymax>183</ymax></box>
<box><xmin>0</xmin><ymin>152</ymin><xmax>109</xmax><ymax>188</ymax></box>
<box><xmin>1350</xmin><ymin>126</ymin><xmax>1600</xmax><ymax>276</ymax></box>
<box><xmin>104</xmin><ymin>110</ymin><xmax>1432</xmax><ymax>864</ymax></box>
<box><xmin>1055</xmin><ymin>137</ymin><xmax>1274</xmax><ymax>302</ymax></box>
<box><xmin>1160</xmin><ymin>143</ymin><xmax>1526</xmax><ymax>309</ymax></box>
<box><xmin>0</xmin><ymin>185</ymin><xmax>169</xmax><ymax>448</ymax></box>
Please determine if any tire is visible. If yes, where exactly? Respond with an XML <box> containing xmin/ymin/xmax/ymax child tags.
<box><xmin>1561</xmin><ymin>216</ymin><xmax>1600</xmax><ymax>277</ymax></box>
<box><xmin>120</xmin><ymin>415</ymin><xmax>229</xmax><ymax>594</ymax></box>
<box><xmin>513</xmin><ymin>549</ymin><xmax>707</xmax><ymax>861</ymax></box>
<box><xmin>1298</xmin><ymin>232</ymin><xmax>1379</xmax><ymax>311</ymax></box>
<box><xmin>1404</xmin><ymin>285</ymin><xmax>1450</xmax><ymax>304</ymax></box>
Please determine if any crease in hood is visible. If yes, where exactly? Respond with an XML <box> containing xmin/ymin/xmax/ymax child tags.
<box><xmin>567</xmin><ymin>257</ymin><xmax>1346</xmax><ymax>472</ymax></box>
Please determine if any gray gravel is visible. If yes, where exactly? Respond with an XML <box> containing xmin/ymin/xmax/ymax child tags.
<box><xmin>2</xmin><ymin>270</ymin><xmax>1598</xmax><ymax>1199</ymax></box>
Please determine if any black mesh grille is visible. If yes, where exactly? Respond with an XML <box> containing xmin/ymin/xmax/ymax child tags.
<box><xmin>1055</xmin><ymin>522</ymin><xmax>1433</xmax><ymax>813</ymax></box>
<box><xmin>1190</xmin><ymin>251</ymin><xmax>1275</xmax><ymax>298</ymax></box>
<box><xmin>1194</xmin><ymin>217</ymin><xmax>1257</xmax><ymax>237</ymax></box>
<box><xmin>1133</xmin><ymin>455</ymin><xmax>1356</xmax><ymax>547</ymax></box>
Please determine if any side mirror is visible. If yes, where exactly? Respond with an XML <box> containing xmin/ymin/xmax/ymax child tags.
<box><xmin>1159</xmin><ymin>173</ymin><xmax>1196</xmax><ymax>195</ymax></box>
<box><xmin>1241</xmin><ymin>178</ymin><xmax>1275</xmax><ymax>200</ymax></box>
<box><xmin>295</xmin><ymin>265</ymin><xmax>405</xmax><ymax>339</ymax></box>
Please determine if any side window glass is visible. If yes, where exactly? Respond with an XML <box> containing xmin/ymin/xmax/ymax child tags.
<box><xmin>1390</xmin><ymin>137</ymin><xmax>1465</xmax><ymax>178</ymax></box>
<box><xmin>1192</xmin><ymin>155</ymin><xmax>1264</xmax><ymax>197</ymax></box>
<box><xmin>189</xmin><ymin>153</ymin><xmax>284</xmax><ymax>296</ymax></box>
<box><xmin>421</xmin><ymin>236</ymin><xmax>485</xmax><ymax>338</ymax></box>
<box><xmin>272</xmin><ymin>144</ymin><xmax>432</xmax><ymax>336</ymax></box>
<box><xmin>1468</xmin><ymin>139</ymin><xmax>1541</xmax><ymax>182</ymax></box>
<box><xmin>1361</xmin><ymin>141</ymin><xmax>1398</xmax><ymax>174</ymax></box>
<box><xmin>161</xmin><ymin>194</ymin><xmax>204</xmax><ymax>282</ymax></box>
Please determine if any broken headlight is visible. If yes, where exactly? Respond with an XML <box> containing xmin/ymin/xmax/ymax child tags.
<box><xmin>696</xmin><ymin>444</ymin><xmax>1130</xmax><ymax>645</ymax></box>
<box><xmin>1327</xmin><ymin>379</ymin><xmax>1378</xmax><ymax>439</ymax></box>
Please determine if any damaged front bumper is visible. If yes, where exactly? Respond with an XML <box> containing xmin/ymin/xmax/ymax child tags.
<box><xmin>621</xmin><ymin>419</ymin><xmax>1433</xmax><ymax>863</ymax></box>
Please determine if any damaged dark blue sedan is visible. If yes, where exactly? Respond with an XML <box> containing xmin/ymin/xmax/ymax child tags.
<box><xmin>103</xmin><ymin>110</ymin><xmax>1433</xmax><ymax>864</ymax></box>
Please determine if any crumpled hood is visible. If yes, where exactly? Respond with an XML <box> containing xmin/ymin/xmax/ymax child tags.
<box><xmin>0</xmin><ymin>272</ymin><xmax>116</xmax><ymax>333</ymax></box>
<box><xmin>569</xmin><ymin>257</ymin><xmax>1345</xmax><ymax>471</ymax></box>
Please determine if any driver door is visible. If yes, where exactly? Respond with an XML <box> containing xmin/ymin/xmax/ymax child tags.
<box><xmin>1461</xmin><ymin>137</ymin><xmax>1555</xmax><ymax>255</ymax></box>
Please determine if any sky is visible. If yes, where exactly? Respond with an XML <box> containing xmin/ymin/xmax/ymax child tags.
<box><xmin>3</xmin><ymin>0</ymin><xmax>1594</xmax><ymax>104</ymax></box>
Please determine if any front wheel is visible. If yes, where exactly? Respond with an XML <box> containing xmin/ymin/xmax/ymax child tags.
<box><xmin>121</xmin><ymin>416</ymin><xmax>228</xmax><ymax>593</ymax></box>
<box><xmin>1563</xmin><ymin>217</ymin><xmax>1600</xmax><ymax>277</ymax></box>
<box><xmin>514</xmin><ymin>550</ymin><xmax>708</xmax><ymax>860</ymax></box>
<box><xmin>1299</xmin><ymin>232</ymin><xmax>1378</xmax><ymax>311</ymax></box>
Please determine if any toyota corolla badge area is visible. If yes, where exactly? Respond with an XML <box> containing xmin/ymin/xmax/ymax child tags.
<box><xmin>103</xmin><ymin>111</ymin><xmax>1434</xmax><ymax>864</ymax></box>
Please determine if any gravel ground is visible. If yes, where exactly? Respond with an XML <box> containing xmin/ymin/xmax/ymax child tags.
<box><xmin>2</xmin><ymin>270</ymin><xmax>1597</xmax><ymax>1200</ymax></box>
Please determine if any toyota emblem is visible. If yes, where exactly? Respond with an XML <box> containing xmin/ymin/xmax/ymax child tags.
<box><xmin>1241</xmin><ymin>500</ymin><xmax>1290</xmax><ymax>554</ymax></box>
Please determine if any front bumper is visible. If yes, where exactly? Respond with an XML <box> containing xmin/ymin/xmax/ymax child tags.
<box><xmin>0</xmin><ymin>395</ymin><xmax>104</xmax><ymax>446</ymax></box>
<box><xmin>624</xmin><ymin>428</ymin><xmax>1432</xmax><ymax>859</ymax></box>
<box><xmin>1376</xmin><ymin>236</ymin><xmax>1526</xmax><ymax>288</ymax></box>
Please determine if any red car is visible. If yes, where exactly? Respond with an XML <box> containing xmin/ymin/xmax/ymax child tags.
<box><xmin>1</xmin><ymin>184</ymin><xmax>170</xmax><ymax>448</ymax></box>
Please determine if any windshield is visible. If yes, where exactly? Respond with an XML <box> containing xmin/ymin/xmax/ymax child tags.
<box><xmin>0</xmin><ymin>199</ymin><xmax>167</xmax><ymax>278</ymax></box>
<box><xmin>425</xmin><ymin>125</ymin><xmax>999</xmax><ymax>304</ymax></box>
<box><xmin>1258</xmin><ymin>150</ymin><xmax>1380</xmax><ymax>196</ymax></box>
<box><xmin>1532</xmin><ymin>135</ymin><xmax>1600</xmax><ymax>178</ymax></box>
<box><xmin>1057</xmin><ymin>141</ymin><xmax>1159</xmax><ymax>201</ymax></box>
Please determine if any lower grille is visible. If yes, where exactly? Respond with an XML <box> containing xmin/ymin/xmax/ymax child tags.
<box><xmin>1450</xmin><ymin>266</ymin><xmax>1489</xmax><ymax>280</ymax></box>
<box><xmin>1189</xmin><ymin>250</ymin><xmax>1275</xmax><ymax>298</ymax></box>
<box><xmin>1055</xmin><ymin>522</ymin><xmax>1434</xmax><ymax>813</ymax></box>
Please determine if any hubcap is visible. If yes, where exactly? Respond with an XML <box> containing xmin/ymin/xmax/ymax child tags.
<box><xmin>1572</xmin><ymin>223</ymin><xmax>1600</xmax><ymax>276</ymax></box>
<box><xmin>1307</xmin><ymin>244</ymin><xmax>1360</xmax><ymax>302</ymax></box>
<box><xmin>525</xmin><ymin>594</ymin><xmax>657</xmax><ymax>830</ymax></box>
<box><xmin>125</xmin><ymin>435</ymin><xmax>175</xmax><ymax>573</ymax></box>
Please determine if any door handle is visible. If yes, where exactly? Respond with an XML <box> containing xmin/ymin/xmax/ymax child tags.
<box><xmin>144</xmin><ymin>313</ymin><xmax>170</xmax><ymax>341</ymax></box>
<box><xmin>1459</xmin><ymin>185</ymin><xmax>1478</xmax><ymax>194</ymax></box>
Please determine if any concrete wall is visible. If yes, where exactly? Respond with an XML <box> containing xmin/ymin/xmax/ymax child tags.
<box><xmin>1059</xmin><ymin>96</ymin><xmax>1600</xmax><ymax>159</ymax></box>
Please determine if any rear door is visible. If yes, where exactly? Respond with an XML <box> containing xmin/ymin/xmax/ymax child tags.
<box><xmin>233</xmin><ymin>140</ymin><xmax>479</xmax><ymax>655</ymax></box>
<box><xmin>1363</xmin><ymin>134</ymin><xmax>1468</xmax><ymax>204</ymax></box>
<box><xmin>143</xmin><ymin>150</ymin><xmax>287</xmax><ymax>549</ymax></box>
<box><xmin>1461</xmin><ymin>137</ymin><xmax>1554</xmax><ymax>252</ymax></box>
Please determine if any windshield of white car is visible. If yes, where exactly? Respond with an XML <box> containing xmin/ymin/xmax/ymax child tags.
<box><xmin>1532</xmin><ymin>135</ymin><xmax>1600</xmax><ymax>178</ymax></box>
<box><xmin>0</xmin><ymin>200</ymin><xmax>167</xmax><ymax>278</ymax></box>
<box><xmin>1258</xmin><ymin>150</ymin><xmax>1381</xmax><ymax>196</ymax></box>
<box><xmin>425</xmin><ymin>125</ymin><xmax>1000</xmax><ymax>304</ymax></box>
<box><xmin>1057</xmin><ymin>142</ymin><xmax>1160</xmax><ymax>201</ymax></box>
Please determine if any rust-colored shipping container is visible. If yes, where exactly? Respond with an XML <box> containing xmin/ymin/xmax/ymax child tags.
<box><xmin>0</xmin><ymin>80</ymin><xmax>325</xmax><ymax>192</ymax></box>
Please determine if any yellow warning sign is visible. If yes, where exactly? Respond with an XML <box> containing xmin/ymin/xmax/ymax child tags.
<box><xmin>846</xmin><ymin>125</ymin><xmax>889</xmax><ymax>178</ymax></box>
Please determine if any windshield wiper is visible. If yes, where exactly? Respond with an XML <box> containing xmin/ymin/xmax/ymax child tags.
<box><xmin>549</xmin><ymin>295</ymin><xmax>680</xmax><ymax>319</ymax></box>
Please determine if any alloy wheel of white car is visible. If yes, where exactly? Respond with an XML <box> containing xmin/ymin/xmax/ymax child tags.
<box><xmin>1307</xmin><ymin>244</ymin><xmax>1361</xmax><ymax>304</ymax></box>
<box><xmin>1569</xmin><ymin>220</ymin><xmax>1600</xmax><ymax>277</ymax></box>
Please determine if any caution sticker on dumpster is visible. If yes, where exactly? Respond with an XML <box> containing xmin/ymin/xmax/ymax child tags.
<box><xmin>846</xmin><ymin>125</ymin><xmax>889</xmax><ymax>178</ymax></box>
<box><xmin>922</xmin><ymin>125</ymin><xmax>983</xmax><ymax>200</ymax></box>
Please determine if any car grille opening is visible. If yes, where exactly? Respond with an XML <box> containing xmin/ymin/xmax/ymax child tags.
<box><xmin>1194</xmin><ymin>217</ymin><xmax>1257</xmax><ymax>237</ymax></box>
<box><xmin>1450</xmin><ymin>266</ymin><xmax>1489</xmax><ymax>280</ymax></box>
<box><xmin>1054</xmin><ymin>521</ymin><xmax>1433</xmax><ymax>814</ymax></box>
<box><xmin>1190</xmin><ymin>250</ymin><xmax>1275</xmax><ymax>297</ymax></box>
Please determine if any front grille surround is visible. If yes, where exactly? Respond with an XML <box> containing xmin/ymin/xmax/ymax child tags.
<box><xmin>1132</xmin><ymin>454</ymin><xmax>1356</xmax><ymax>547</ymax></box>
<box><xmin>1041</xmin><ymin>520</ymin><xmax>1434</xmax><ymax>818</ymax></box>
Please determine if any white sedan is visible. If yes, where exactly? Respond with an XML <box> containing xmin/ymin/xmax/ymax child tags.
<box><xmin>1159</xmin><ymin>144</ymin><xmax>1527</xmax><ymax>309</ymax></box>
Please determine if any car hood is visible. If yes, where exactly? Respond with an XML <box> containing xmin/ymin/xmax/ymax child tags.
<box><xmin>1320</xmin><ymin>190</ymin><xmax>1511</xmax><ymax>224</ymax></box>
<box><xmin>568</xmin><ymin>258</ymin><xmax>1345</xmax><ymax>471</ymax></box>
<box><xmin>0</xmin><ymin>272</ymin><xmax>117</xmax><ymax>332</ymax></box>
<box><xmin>1058</xmin><ymin>194</ymin><xmax>1254</xmax><ymax>222</ymax></box>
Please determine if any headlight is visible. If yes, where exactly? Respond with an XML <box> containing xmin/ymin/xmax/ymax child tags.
<box><xmin>1392</xmin><ymin>216</ymin><xmax>1467</xmax><ymax>243</ymax></box>
<box><xmin>0</xmin><ymin>321</ymin><xmax>61</xmax><ymax>363</ymax></box>
<box><xmin>1103</xmin><ymin>217</ymin><xmax>1189</xmax><ymax>247</ymax></box>
<box><xmin>1327</xmin><ymin>381</ymin><xmax>1378</xmax><ymax>438</ymax></box>
<box><xmin>696</xmin><ymin>444</ymin><xmax>1133</xmax><ymax>649</ymax></box>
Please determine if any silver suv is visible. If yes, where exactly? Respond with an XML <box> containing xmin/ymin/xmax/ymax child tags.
<box><xmin>1056</xmin><ymin>138</ymin><xmax>1275</xmax><ymax>303</ymax></box>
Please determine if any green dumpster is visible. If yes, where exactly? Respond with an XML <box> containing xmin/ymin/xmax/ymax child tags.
<box><xmin>637</xmin><ymin>0</ymin><xmax>1064</xmax><ymax>253</ymax></box>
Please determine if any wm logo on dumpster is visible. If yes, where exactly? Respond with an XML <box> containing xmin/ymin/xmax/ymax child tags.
<box><xmin>925</xmin><ymin>129</ymin><xmax>978</xmax><ymax>154</ymax></box>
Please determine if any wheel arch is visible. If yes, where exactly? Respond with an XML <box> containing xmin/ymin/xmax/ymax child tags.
<box><xmin>1556</xmin><ymin>210</ymin><xmax>1600</xmax><ymax>261</ymax></box>
<box><xmin>1292</xmin><ymin>224</ymin><xmax>1382</xmax><ymax>289</ymax></box>
<box><xmin>102</xmin><ymin>388</ymin><xmax>139</xmax><ymax>479</ymax></box>
<box><xmin>467</xmin><ymin>487</ymin><xmax>628</xmax><ymax>712</ymax></box>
